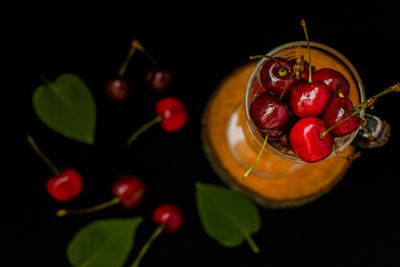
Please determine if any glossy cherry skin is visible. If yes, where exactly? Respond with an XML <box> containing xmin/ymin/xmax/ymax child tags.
<box><xmin>289</xmin><ymin>81</ymin><xmax>331</xmax><ymax>118</ymax></box>
<box><xmin>260</xmin><ymin>57</ymin><xmax>296</xmax><ymax>97</ymax></box>
<box><xmin>289</xmin><ymin>117</ymin><xmax>333</xmax><ymax>163</ymax></box>
<box><xmin>152</xmin><ymin>203</ymin><xmax>183</xmax><ymax>234</ymax></box>
<box><xmin>250</xmin><ymin>92</ymin><xmax>290</xmax><ymax>130</ymax></box>
<box><xmin>322</xmin><ymin>97</ymin><xmax>360</xmax><ymax>137</ymax></box>
<box><xmin>105</xmin><ymin>78</ymin><xmax>129</xmax><ymax>102</ymax></box>
<box><xmin>155</xmin><ymin>97</ymin><xmax>187</xmax><ymax>132</ymax></box>
<box><xmin>289</xmin><ymin>59</ymin><xmax>310</xmax><ymax>82</ymax></box>
<box><xmin>312</xmin><ymin>68</ymin><xmax>349</xmax><ymax>97</ymax></box>
<box><xmin>146</xmin><ymin>69</ymin><xmax>172</xmax><ymax>92</ymax></box>
<box><xmin>46</xmin><ymin>168</ymin><xmax>83</xmax><ymax>202</ymax></box>
<box><xmin>111</xmin><ymin>174</ymin><xmax>146</xmax><ymax>210</ymax></box>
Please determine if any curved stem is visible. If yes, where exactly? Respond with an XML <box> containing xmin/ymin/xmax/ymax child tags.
<box><xmin>241</xmin><ymin>132</ymin><xmax>269</xmax><ymax>182</ymax></box>
<box><xmin>132</xmin><ymin>40</ymin><xmax>158</xmax><ymax>67</ymax></box>
<box><xmin>131</xmin><ymin>224</ymin><xmax>165</xmax><ymax>267</ymax></box>
<box><xmin>301</xmin><ymin>19</ymin><xmax>312</xmax><ymax>83</ymax></box>
<box><xmin>244</xmin><ymin>234</ymin><xmax>260</xmax><ymax>254</ymax></box>
<box><xmin>56</xmin><ymin>197</ymin><xmax>120</xmax><ymax>217</ymax></box>
<box><xmin>118</xmin><ymin>45</ymin><xmax>137</xmax><ymax>77</ymax></box>
<box><xmin>320</xmin><ymin>82</ymin><xmax>400</xmax><ymax>138</ymax></box>
<box><xmin>26</xmin><ymin>134</ymin><xmax>60</xmax><ymax>175</ymax></box>
<box><xmin>126</xmin><ymin>116</ymin><xmax>162</xmax><ymax>146</ymax></box>
<box><xmin>249</xmin><ymin>55</ymin><xmax>287</xmax><ymax>76</ymax></box>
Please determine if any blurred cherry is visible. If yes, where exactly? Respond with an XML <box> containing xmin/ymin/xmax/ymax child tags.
<box><xmin>131</xmin><ymin>203</ymin><xmax>183</xmax><ymax>267</ymax></box>
<box><xmin>126</xmin><ymin>97</ymin><xmax>187</xmax><ymax>146</ymax></box>
<box><xmin>26</xmin><ymin>134</ymin><xmax>83</xmax><ymax>202</ymax></box>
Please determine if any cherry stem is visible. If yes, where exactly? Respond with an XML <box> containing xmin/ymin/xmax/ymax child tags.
<box><xmin>320</xmin><ymin>82</ymin><xmax>400</xmax><ymax>138</ymax></box>
<box><xmin>245</xmin><ymin>234</ymin><xmax>260</xmax><ymax>254</ymax></box>
<box><xmin>301</xmin><ymin>19</ymin><xmax>312</xmax><ymax>83</ymax></box>
<box><xmin>56</xmin><ymin>197</ymin><xmax>120</xmax><ymax>217</ymax></box>
<box><xmin>279</xmin><ymin>59</ymin><xmax>303</xmax><ymax>100</ymax></box>
<box><xmin>26</xmin><ymin>134</ymin><xmax>60</xmax><ymax>176</ymax></box>
<box><xmin>126</xmin><ymin>116</ymin><xmax>162</xmax><ymax>146</ymax></box>
<box><xmin>132</xmin><ymin>40</ymin><xmax>159</xmax><ymax>67</ymax></box>
<box><xmin>279</xmin><ymin>71</ymin><xmax>296</xmax><ymax>100</ymax></box>
<box><xmin>338</xmin><ymin>91</ymin><xmax>345</xmax><ymax>98</ymax></box>
<box><xmin>241</xmin><ymin>132</ymin><xmax>269</xmax><ymax>182</ymax></box>
<box><xmin>250</xmin><ymin>55</ymin><xmax>287</xmax><ymax>77</ymax></box>
<box><xmin>131</xmin><ymin>224</ymin><xmax>166</xmax><ymax>267</ymax></box>
<box><xmin>118</xmin><ymin>44</ymin><xmax>137</xmax><ymax>77</ymax></box>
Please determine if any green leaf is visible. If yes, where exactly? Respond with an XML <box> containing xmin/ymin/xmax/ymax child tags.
<box><xmin>67</xmin><ymin>217</ymin><xmax>142</xmax><ymax>267</ymax></box>
<box><xmin>33</xmin><ymin>73</ymin><xmax>96</xmax><ymax>144</ymax></box>
<box><xmin>196</xmin><ymin>182</ymin><xmax>261</xmax><ymax>253</ymax></box>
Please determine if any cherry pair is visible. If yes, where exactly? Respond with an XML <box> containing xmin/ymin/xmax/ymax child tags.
<box><xmin>106</xmin><ymin>40</ymin><xmax>172</xmax><ymax>102</ymax></box>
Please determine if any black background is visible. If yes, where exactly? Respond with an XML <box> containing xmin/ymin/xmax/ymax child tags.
<box><xmin>5</xmin><ymin>1</ymin><xmax>400</xmax><ymax>266</ymax></box>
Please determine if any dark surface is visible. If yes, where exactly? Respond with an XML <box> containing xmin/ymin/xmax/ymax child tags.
<box><xmin>5</xmin><ymin>2</ymin><xmax>400</xmax><ymax>267</ymax></box>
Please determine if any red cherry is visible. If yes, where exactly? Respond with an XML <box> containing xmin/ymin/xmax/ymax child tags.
<box><xmin>260</xmin><ymin>57</ymin><xmax>296</xmax><ymax>97</ymax></box>
<box><xmin>111</xmin><ymin>174</ymin><xmax>146</xmax><ymax>210</ymax></box>
<box><xmin>152</xmin><ymin>203</ymin><xmax>183</xmax><ymax>234</ymax></box>
<box><xmin>155</xmin><ymin>97</ymin><xmax>187</xmax><ymax>132</ymax></box>
<box><xmin>289</xmin><ymin>59</ymin><xmax>310</xmax><ymax>81</ymax></box>
<box><xmin>56</xmin><ymin>174</ymin><xmax>144</xmax><ymax>217</ymax></box>
<box><xmin>289</xmin><ymin>117</ymin><xmax>333</xmax><ymax>163</ymax></box>
<box><xmin>105</xmin><ymin>78</ymin><xmax>129</xmax><ymax>102</ymax></box>
<box><xmin>289</xmin><ymin>81</ymin><xmax>331</xmax><ymax>118</ymax></box>
<box><xmin>250</xmin><ymin>91</ymin><xmax>290</xmax><ymax>130</ymax></box>
<box><xmin>312</xmin><ymin>68</ymin><xmax>350</xmax><ymax>97</ymax></box>
<box><xmin>146</xmin><ymin>68</ymin><xmax>172</xmax><ymax>92</ymax></box>
<box><xmin>130</xmin><ymin>203</ymin><xmax>184</xmax><ymax>267</ymax></box>
<box><xmin>46</xmin><ymin>168</ymin><xmax>83</xmax><ymax>202</ymax></box>
<box><xmin>322</xmin><ymin>97</ymin><xmax>360</xmax><ymax>137</ymax></box>
<box><xmin>125</xmin><ymin>97</ymin><xmax>187</xmax><ymax>146</ymax></box>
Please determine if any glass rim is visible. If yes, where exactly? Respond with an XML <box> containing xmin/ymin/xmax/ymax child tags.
<box><xmin>245</xmin><ymin>41</ymin><xmax>366</xmax><ymax>163</ymax></box>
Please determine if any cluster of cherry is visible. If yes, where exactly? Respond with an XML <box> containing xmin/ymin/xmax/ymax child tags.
<box><xmin>242</xmin><ymin>20</ymin><xmax>399</xmax><ymax>181</ymax></box>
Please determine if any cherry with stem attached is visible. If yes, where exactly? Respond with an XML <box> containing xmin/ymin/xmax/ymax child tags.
<box><xmin>322</xmin><ymin>97</ymin><xmax>361</xmax><ymax>137</ymax></box>
<box><xmin>242</xmin><ymin>73</ymin><xmax>294</xmax><ymax>182</ymax></box>
<box><xmin>131</xmin><ymin>203</ymin><xmax>183</xmax><ymax>267</ymax></box>
<box><xmin>26</xmin><ymin>134</ymin><xmax>83</xmax><ymax>202</ymax></box>
<box><xmin>289</xmin><ymin>20</ymin><xmax>331</xmax><ymax>118</ymax></box>
<box><xmin>135</xmin><ymin>42</ymin><xmax>172</xmax><ymax>93</ymax></box>
<box><xmin>126</xmin><ymin>97</ymin><xmax>187</xmax><ymax>146</ymax></box>
<box><xmin>56</xmin><ymin>174</ymin><xmax>145</xmax><ymax>217</ymax></box>
<box><xmin>106</xmin><ymin>40</ymin><xmax>142</xmax><ymax>102</ymax></box>
<box><xmin>106</xmin><ymin>40</ymin><xmax>166</xmax><ymax>101</ymax></box>
<box><xmin>320</xmin><ymin>82</ymin><xmax>400</xmax><ymax>138</ymax></box>
<box><xmin>242</xmin><ymin>55</ymin><xmax>307</xmax><ymax>181</ymax></box>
